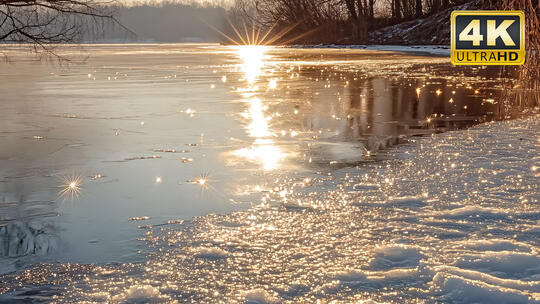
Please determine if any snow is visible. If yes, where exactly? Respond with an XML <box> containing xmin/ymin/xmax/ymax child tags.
<box><xmin>434</xmin><ymin>266</ymin><xmax>540</xmax><ymax>293</ymax></box>
<box><xmin>356</xmin><ymin>196</ymin><xmax>427</xmax><ymax>208</ymax></box>
<box><xmin>113</xmin><ymin>285</ymin><xmax>169</xmax><ymax>303</ymax></box>
<box><xmin>369</xmin><ymin>244</ymin><xmax>424</xmax><ymax>270</ymax></box>
<box><xmin>455</xmin><ymin>239</ymin><xmax>532</xmax><ymax>253</ymax></box>
<box><xmin>368</xmin><ymin>1</ymin><xmax>479</xmax><ymax>45</ymax></box>
<box><xmin>194</xmin><ymin>246</ymin><xmax>229</xmax><ymax>259</ymax></box>
<box><xmin>352</xmin><ymin>183</ymin><xmax>380</xmax><ymax>191</ymax></box>
<box><xmin>437</xmin><ymin>205</ymin><xmax>510</xmax><ymax>219</ymax></box>
<box><xmin>88</xmin><ymin>291</ymin><xmax>110</xmax><ymax>302</ymax></box>
<box><xmin>357</xmin><ymin>300</ymin><xmax>389</xmax><ymax>304</ymax></box>
<box><xmin>455</xmin><ymin>252</ymin><xmax>540</xmax><ymax>280</ymax></box>
<box><xmin>364</xmin><ymin>45</ymin><xmax>450</xmax><ymax>56</ymax></box>
<box><xmin>337</xmin><ymin>268</ymin><xmax>421</xmax><ymax>284</ymax></box>
<box><xmin>433</xmin><ymin>273</ymin><xmax>534</xmax><ymax>304</ymax></box>
<box><xmin>291</xmin><ymin>44</ymin><xmax>451</xmax><ymax>56</ymax></box>
<box><xmin>244</xmin><ymin>289</ymin><xmax>279</xmax><ymax>304</ymax></box>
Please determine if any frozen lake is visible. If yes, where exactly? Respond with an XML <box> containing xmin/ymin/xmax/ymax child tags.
<box><xmin>0</xmin><ymin>44</ymin><xmax>538</xmax><ymax>303</ymax></box>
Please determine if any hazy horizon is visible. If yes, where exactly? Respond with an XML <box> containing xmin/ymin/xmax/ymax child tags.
<box><xmin>89</xmin><ymin>2</ymin><xmax>228</xmax><ymax>43</ymax></box>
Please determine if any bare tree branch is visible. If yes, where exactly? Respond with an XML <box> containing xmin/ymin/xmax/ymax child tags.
<box><xmin>1</xmin><ymin>0</ymin><xmax>132</xmax><ymax>60</ymax></box>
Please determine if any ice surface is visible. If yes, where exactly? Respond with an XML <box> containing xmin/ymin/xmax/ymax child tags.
<box><xmin>1</xmin><ymin>44</ymin><xmax>514</xmax><ymax>267</ymax></box>
<box><xmin>0</xmin><ymin>44</ymin><xmax>538</xmax><ymax>303</ymax></box>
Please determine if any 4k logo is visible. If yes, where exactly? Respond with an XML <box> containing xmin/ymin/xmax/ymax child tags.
<box><xmin>451</xmin><ymin>11</ymin><xmax>525</xmax><ymax>65</ymax></box>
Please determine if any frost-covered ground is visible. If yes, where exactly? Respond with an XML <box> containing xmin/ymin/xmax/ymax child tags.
<box><xmin>1</xmin><ymin>114</ymin><xmax>538</xmax><ymax>303</ymax></box>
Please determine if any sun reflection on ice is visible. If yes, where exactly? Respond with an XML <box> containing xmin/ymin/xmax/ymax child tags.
<box><xmin>58</xmin><ymin>174</ymin><xmax>83</xmax><ymax>200</ymax></box>
<box><xmin>231</xmin><ymin>47</ymin><xmax>289</xmax><ymax>171</ymax></box>
<box><xmin>246</xmin><ymin>97</ymin><xmax>271</xmax><ymax>138</ymax></box>
<box><xmin>234</xmin><ymin>96</ymin><xmax>288</xmax><ymax>170</ymax></box>
<box><xmin>268</xmin><ymin>78</ymin><xmax>277</xmax><ymax>89</ymax></box>
<box><xmin>237</xmin><ymin>45</ymin><xmax>265</xmax><ymax>84</ymax></box>
<box><xmin>235</xmin><ymin>141</ymin><xmax>285</xmax><ymax>170</ymax></box>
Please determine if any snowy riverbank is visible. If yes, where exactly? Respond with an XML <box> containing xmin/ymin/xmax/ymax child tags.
<box><xmin>290</xmin><ymin>44</ymin><xmax>451</xmax><ymax>56</ymax></box>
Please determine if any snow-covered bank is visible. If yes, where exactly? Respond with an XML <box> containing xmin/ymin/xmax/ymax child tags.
<box><xmin>291</xmin><ymin>44</ymin><xmax>451</xmax><ymax>56</ymax></box>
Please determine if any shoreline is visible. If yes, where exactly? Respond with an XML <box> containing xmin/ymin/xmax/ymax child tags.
<box><xmin>1</xmin><ymin>42</ymin><xmax>451</xmax><ymax>57</ymax></box>
<box><xmin>289</xmin><ymin>44</ymin><xmax>451</xmax><ymax>57</ymax></box>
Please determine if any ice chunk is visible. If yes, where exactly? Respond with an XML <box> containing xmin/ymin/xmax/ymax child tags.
<box><xmin>432</xmin><ymin>272</ymin><xmax>534</xmax><ymax>304</ymax></box>
<box><xmin>244</xmin><ymin>288</ymin><xmax>279</xmax><ymax>304</ymax></box>
<box><xmin>113</xmin><ymin>284</ymin><xmax>169</xmax><ymax>303</ymax></box>
<box><xmin>437</xmin><ymin>206</ymin><xmax>510</xmax><ymax>221</ymax></box>
<box><xmin>455</xmin><ymin>239</ymin><xmax>532</xmax><ymax>253</ymax></box>
<box><xmin>194</xmin><ymin>247</ymin><xmax>229</xmax><ymax>259</ymax></box>
<box><xmin>0</xmin><ymin>221</ymin><xmax>57</xmax><ymax>258</ymax></box>
<box><xmin>369</xmin><ymin>244</ymin><xmax>424</xmax><ymax>270</ymax></box>
<box><xmin>455</xmin><ymin>252</ymin><xmax>540</xmax><ymax>280</ymax></box>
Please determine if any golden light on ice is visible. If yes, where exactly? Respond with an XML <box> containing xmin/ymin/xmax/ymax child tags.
<box><xmin>155</xmin><ymin>176</ymin><xmax>162</xmax><ymax>183</ymax></box>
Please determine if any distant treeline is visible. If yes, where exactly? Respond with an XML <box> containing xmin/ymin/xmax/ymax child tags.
<box><xmin>89</xmin><ymin>1</ymin><xmax>228</xmax><ymax>42</ymax></box>
<box><xmin>90</xmin><ymin>0</ymin><xmax>473</xmax><ymax>44</ymax></box>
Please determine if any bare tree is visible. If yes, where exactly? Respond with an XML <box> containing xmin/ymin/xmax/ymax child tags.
<box><xmin>230</xmin><ymin>0</ymin><xmax>347</xmax><ymax>44</ymax></box>
<box><xmin>415</xmin><ymin>0</ymin><xmax>421</xmax><ymax>17</ymax></box>
<box><xmin>0</xmin><ymin>0</ymin><xmax>123</xmax><ymax>57</ymax></box>
<box><xmin>501</xmin><ymin>0</ymin><xmax>540</xmax><ymax>110</ymax></box>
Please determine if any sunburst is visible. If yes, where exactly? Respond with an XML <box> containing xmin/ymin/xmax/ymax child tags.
<box><xmin>185</xmin><ymin>171</ymin><xmax>212</xmax><ymax>190</ymax></box>
<box><xmin>182</xmin><ymin>171</ymin><xmax>232</xmax><ymax>202</ymax></box>
<box><xmin>58</xmin><ymin>174</ymin><xmax>83</xmax><ymax>200</ymax></box>
<box><xmin>206</xmin><ymin>17</ymin><xmax>318</xmax><ymax>46</ymax></box>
